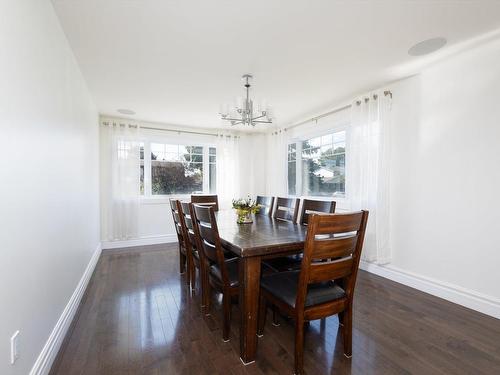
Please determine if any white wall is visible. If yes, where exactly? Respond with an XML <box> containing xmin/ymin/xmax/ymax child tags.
<box><xmin>386</xmin><ymin>36</ymin><xmax>500</xmax><ymax>302</ymax></box>
<box><xmin>264</xmin><ymin>35</ymin><xmax>500</xmax><ymax>316</ymax></box>
<box><xmin>0</xmin><ymin>1</ymin><xmax>100</xmax><ymax>374</ymax></box>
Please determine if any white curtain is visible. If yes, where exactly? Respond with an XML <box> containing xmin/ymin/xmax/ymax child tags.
<box><xmin>216</xmin><ymin>134</ymin><xmax>240</xmax><ymax>209</ymax></box>
<box><xmin>265</xmin><ymin>129</ymin><xmax>288</xmax><ymax>196</ymax></box>
<box><xmin>101</xmin><ymin>123</ymin><xmax>140</xmax><ymax>240</ymax></box>
<box><xmin>347</xmin><ymin>92</ymin><xmax>392</xmax><ymax>264</ymax></box>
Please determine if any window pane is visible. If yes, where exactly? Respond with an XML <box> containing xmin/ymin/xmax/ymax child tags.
<box><xmin>140</xmin><ymin>162</ymin><xmax>144</xmax><ymax>195</ymax></box>
<box><xmin>288</xmin><ymin>161</ymin><xmax>296</xmax><ymax>195</ymax></box>
<box><xmin>151</xmin><ymin>160</ymin><xmax>203</xmax><ymax>195</ymax></box>
<box><xmin>333</xmin><ymin>131</ymin><xmax>346</xmax><ymax>143</ymax></box>
<box><xmin>302</xmin><ymin>146</ymin><xmax>319</xmax><ymax>159</ymax></box>
<box><xmin>209</xmin><ymin>147</ymin><xmax>216</xmax><ymax>155</ymax></box>
<box><xmin>191</xmin><ymin>146</ymin><xmax>203</xmax><ymax>154</ymax></box>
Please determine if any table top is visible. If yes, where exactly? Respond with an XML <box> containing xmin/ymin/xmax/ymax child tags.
<box><xmin>215</xmin><ymin>210</ymin><xmax>306</xmax><ymax>258</ymax></box>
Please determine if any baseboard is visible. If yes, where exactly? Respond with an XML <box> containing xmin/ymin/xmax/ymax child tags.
<box><xmin>101</xmin><ymin>234</ymin><xmax>177</xmax><ymax>249</ymax></box>
<box><xmin>30</xmin><ymin>243</ymin><xmax>102</xmax><ymax>375</ymax></box>
<box><xmin>360</xmin><ymin>261</ymin><xmax>500</xmax><ymax>320</ymax></box>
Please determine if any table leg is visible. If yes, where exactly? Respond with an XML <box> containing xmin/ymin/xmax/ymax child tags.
<box><xmin>239</xmin><ymin>256</ymin><xmax>261</xmax><ymax>364</ymax></box>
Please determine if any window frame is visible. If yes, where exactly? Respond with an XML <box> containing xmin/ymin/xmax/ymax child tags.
<box><xmin>287</xmin><ymin>124</ymin><xmax>348</xmax><ymax>203</ymax></box>
<box><xmin>139</xmin><ymin>134</ymin><xmax>216</xmax><ymax>203</ymax></box>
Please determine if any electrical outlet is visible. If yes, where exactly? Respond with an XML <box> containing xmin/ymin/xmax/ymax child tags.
<box><xmin>10</xmin><ymin>331</ymin><xmax>19</xmax><ymax>365</ymax></box>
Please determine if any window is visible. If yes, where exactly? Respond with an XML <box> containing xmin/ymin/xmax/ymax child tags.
<box><xmin>288</xmin><ymin>130</ymin><xmax>346</xmax><ymax>197</ymax></box>
<box><xmin>140</xmin><ymin>143</ymin><xmax>145</xmax><ymax>194</ymax></box>
<box><xmin>141</xmin><ymin>142</ymin><xmax>216</xmax><ymax>196</ymax></box>
<box><xmin>287</xmin><ymin>144</ymin><xmax>297</xmax><ymax>195</ymax></box>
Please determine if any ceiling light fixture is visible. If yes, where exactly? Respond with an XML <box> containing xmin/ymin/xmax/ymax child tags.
<box><xmin>408</xmin><ymin>37</ymin><xmax>447</xmax><ymax>56</ymax></box>
<box><xmin>117</xmin><ymin>108</ymin><xmax>136</xmax><ymax>115</ymax></box>
<box><xmin>220</xmin><ymin>74</ymin><xmax>273</xmax><ymax>127</ymax></box>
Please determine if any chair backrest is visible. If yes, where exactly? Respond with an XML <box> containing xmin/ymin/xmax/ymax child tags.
<box><xmin>273</xmin><ymin>197</ymin><xmax>299</xmax><ymax>223</ymax></box>
<box><xmin>299</xmin><ymin>199</ymin><xmax>336</xmax><ymax>225</ymax></box>
<box><xmin>178</xmin><ymin>201</ymin><xmax>197</xmax><ymax>254</ymax></box>
<box><xmin>191</xmin><ymin>194</ymin><xmax>219</xmax><ymax>211</ymax></box>
<box><xmin>170</xmin><ymin>199</ymin><xmax>185</xmax><ymax>246</ymax></box>
<box><xmin>296</xmin><ymin>211</ymin><xmax>369</xmax><ymax>308</ymax></box>
<box><xmin>192</xmin><ymin>204</ymin><xmax>229</xmax><ymax>285</ymax></box>
<box><xmin>256</xmin><ymin>195</ymin><xmax>275</xmax><ymax>216</ymax></box>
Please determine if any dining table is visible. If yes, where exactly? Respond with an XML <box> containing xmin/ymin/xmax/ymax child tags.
<box><xmin>215</xmin><ymin>210</ymin><xmax>307</xmax><ymax>364</ymax></box>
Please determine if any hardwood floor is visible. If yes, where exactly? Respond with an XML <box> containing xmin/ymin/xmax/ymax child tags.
<box><xmin>50</xmin><ymin>243</ymin><xmax>500</xmax><ymax>375</ymax></box>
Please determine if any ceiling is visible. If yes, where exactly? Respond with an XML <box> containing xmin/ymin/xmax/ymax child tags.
<box><xmin>52</xmin><ymin>0</ymin><xmax>500</xmax><ymax>131</ymax></box>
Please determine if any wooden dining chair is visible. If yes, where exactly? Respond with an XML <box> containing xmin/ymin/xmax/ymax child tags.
<box><xmin>299</xmin><ymin>199</ymin><xmax>336</xmax><ymax>225</ymax></box>
<box><xmin>264</xmin><ymin>197</ymin><xmax>301</xmax><ymax>273</ymax></box>
<box><xmin>273</xmin><ymin>197</ymin><xmax>299</xmax><ymax>222</ymax></box>
<box><xmin>258</xmin><ymin>211</ymin><xmax>369</xmax><ymax>375</ymax></box>
<box><xmin>256</xmin><ymin>195</ymin><xmax>275</xmax><ymax>216</ymax></box>
<box><xmin>178</xmin><ymin>201</ymin><xmax>203</xmax><ymax>292</ymax></box>
<box><xmin>169</xmin><ymin>199</ymin><xmax>189</xmax><ymax>284</ymax></box>
<box><xmin>191</xmin><ymin>204</ymin><xmax>239</xmax><ymax>341</ymax></box>
<box><xmin>191</xmin><ymin>194</ymin><xmax>219</xmax><ymax>211</ymax></box>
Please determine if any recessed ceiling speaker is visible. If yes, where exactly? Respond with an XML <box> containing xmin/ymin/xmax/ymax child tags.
<box><xmin>408</xmin><ymin>37</ymin><xmax>447</xmax><ymax>56</ymax></box>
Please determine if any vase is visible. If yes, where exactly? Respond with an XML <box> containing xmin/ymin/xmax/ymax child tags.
<box><xmin>236</xmin><ymin>209</ymin><xmax>253</xmax><ymax>224</ymax></box>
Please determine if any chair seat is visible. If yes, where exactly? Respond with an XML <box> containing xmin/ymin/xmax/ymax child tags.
<box><xmin>264</xmin><ymin>254</ymin><xmax>303</xmax><ymax>272</ymax></box>
<box><xmin>261</xmin><ymin>270</ymin><xmax>345</xmax><ymax>308</ymax></box>
<box><xmin>210</xmin><ymin>258</ymin><xmax>240</xmax><ymax>287</ymax></box>
<box><xmin>210</xmin><ymin>259</ymin><xmax>276</xmax><ymax>288</ymax></box>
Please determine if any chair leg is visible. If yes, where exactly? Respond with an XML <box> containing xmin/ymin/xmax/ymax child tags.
<box><xmin>272</xmin><ymin>306</ymin><xmax>280</xmax><ymax>326</ymax></box>
<box><xmin>201</xmin><ymin>263</ymin><xmax>211</xmax><ymax>314</ymax></box>
<box><xmin>343</xmin><ymin>304</ymin><xmax>353</xmax><ymax>357</ymax></box>
<box><xmin>179</xmin><ymin>246</ymin><xmax>186</xmax><ymax>274</ymax></box>
<box><xmin>294</xmin><ymin>317</ymin><xmax>305</xmax><ymax>375</ymax></box>
<box><xmin>222</xmin><ymin>292</ymin><xmax>232</xmax><ymax>342</ymax></box>
<box><xmin>185</xmin><ymin>252</ymin><xmax>192</xmax><ymax>286</ymax></box>
<box><xmin>190</xmin><ymin>261</ymin><xmax>196</xmax><ymax>291</ymax></box>
<box><xmin>257</xmin><ymin>295</ymin><xmax>267</xmax><ymax>336</ymax></box>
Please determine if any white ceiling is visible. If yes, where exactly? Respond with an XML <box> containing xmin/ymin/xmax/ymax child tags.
<box><xmin>52</xmin><ymin>0</ymin><xmax>500</xmax><ymax>130</ymax></box>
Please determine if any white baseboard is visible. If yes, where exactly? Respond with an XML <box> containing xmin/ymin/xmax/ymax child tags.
<box><xmin>360</xmin><ymin>261</ymin><xmax>500</xmax><ymax>320</ymax></box>
<box><xmin>30</xmin><ymin>244</ymin><xmax>102</xmax><ymax>375</ymax></box>
<box><xmin>101</xmin><ymin>234</ymin><xmax>177</xmax><ymax>249</ymax></box>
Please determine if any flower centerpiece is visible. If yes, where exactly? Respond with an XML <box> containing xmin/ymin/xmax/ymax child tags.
<box><xmin>232</xmin><ymin>197</ymin><xmax>260</xmax><ymax>224</ymax></box>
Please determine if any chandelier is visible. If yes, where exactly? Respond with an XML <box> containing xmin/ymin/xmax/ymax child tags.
<box><xmin>220</xmin><ymin>74</ymin><xmax>273</xmax><ymax>127</ymax></box>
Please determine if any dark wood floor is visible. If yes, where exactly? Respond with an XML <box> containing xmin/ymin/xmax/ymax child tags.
<box><xmin>50</xmin><ymin>243</ymin><xmax>500</xmax><ymax>375</ymax></box>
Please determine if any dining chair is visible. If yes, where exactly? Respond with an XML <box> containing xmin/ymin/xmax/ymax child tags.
<box><xmin>178</xmin><ymin>201</ymin><xmax>202</xmax><ymax>292</ymax></box>
<box><xmin>257</xmin><ymin>211</ymin><xmax>369</xmax><ymax>375</ymax></box>
<box><xmin>264</xmin><ymin>197</ymin><xmax>301</xmax><ymax>273</ymax></box>
<box><xmin>169</xmin><ymin>199</ymin><xmax>189</xmax><ymax>284</ymax></box>
<box><xmin>273</xmin><ymin>197</ymin><xmax>299</xmax><ymax>222</ymax></box>
<box><xmin>256</xmin><ymin>195</ymin><xmax>275</xmax><ymax>216</ymax></box>
<box><xmin>192</xmin><ymin>204</ymin><xmax>239</xmax><ymax>341</ymax></box>
<box><xmin>191</xmin><ymin>194</ymin><xmax>219</xmax><ymax>211</ymax></box>
<box><xmin>299</xmin><ymin>199</ymin><xmax>336</xmax><ymax>225</ymax></box>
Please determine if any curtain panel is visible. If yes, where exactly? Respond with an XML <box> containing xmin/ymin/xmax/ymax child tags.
<box><xmin>347</xmin><ymin>92</ymin><xmax>392</xmax><ymax>264</ymax></box>
<box><xmin>215</xmin><ymin>134</ymin><xmax>241</xmax><ymax>210</ymax></box>
<box><xmin>100</xmin><ymin>123</ymin><xmax>140</xmax><ymax>241</ymax></box>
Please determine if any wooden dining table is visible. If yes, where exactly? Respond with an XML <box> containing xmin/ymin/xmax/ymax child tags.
<box><xmin>215</xmin><ymin>210</ymin><xmax>307</xmax><ymax>364</ymax></box>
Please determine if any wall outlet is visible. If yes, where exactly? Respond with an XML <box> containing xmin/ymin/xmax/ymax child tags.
<box><xmin>10</xmin><ymin>331</ymin><xmax>19</xmax><ymax>365</ymax></box>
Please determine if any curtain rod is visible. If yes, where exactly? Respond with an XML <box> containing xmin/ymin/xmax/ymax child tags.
<box><xmin>101</xmin><ymin>121</ymin><xmax>238</xmax><ymax>138</ymax></box>
<box><xmin>284</xmin><ymin>90</ymin><xmax>393</xmax><ymax>132</ymax></box>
